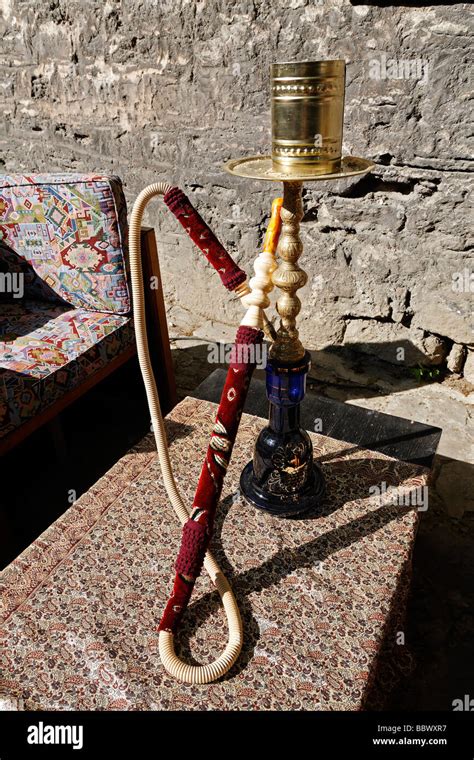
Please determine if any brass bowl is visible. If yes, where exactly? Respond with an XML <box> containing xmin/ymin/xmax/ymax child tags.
<box><xmin>271</xmin><ymin>60</ymin><xmax>346</xmax><ymax>175</ymax></box>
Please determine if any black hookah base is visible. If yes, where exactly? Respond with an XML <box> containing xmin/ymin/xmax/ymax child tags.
<box><xmin>240</xmin><ymin>459</ymin><xmax>326</xmax><ymax>518</ymax></box>
<box><xmin>239</xmin><ymin>350</ymin><xmax>326</xmax><ymax>518</ymax></box>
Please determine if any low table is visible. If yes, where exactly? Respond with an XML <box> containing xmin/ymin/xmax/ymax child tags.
<box><xmin>0</xmin><ymin>395</ymin><xmax>429</xmax><ymax>710</ymax></box>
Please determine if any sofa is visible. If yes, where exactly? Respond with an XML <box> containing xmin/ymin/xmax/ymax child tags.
<box><xmin>0</xmin><ymin>173</ymin><xmax>175</xmax><ymax>454</ymax></box>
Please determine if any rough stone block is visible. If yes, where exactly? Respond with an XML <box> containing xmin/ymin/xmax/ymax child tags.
<box><xmin>463</xmin><ymin>350</ymin><xmax>474</xmax><ymax>385</ymax></box>
<box><xmin>447</xmin><ymin>343</ymin><xmax>466</xmax><ymax>374</ymax></box>
<box><xmin>343</xmin><ymin>320</ymin><xmax>448</xmax><ymax>366</ymax></box>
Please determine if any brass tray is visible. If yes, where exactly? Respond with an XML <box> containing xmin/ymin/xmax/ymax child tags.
<box><xmin>224</xmin><ymin>155</ymin><xmax>374</xmax><ymax>182</ymax></box>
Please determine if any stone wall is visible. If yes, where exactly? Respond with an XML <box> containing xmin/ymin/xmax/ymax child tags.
<box><xmin>1</xmin><ymin>0</ymin><xmax>472</xmax><ymax>375</ymax></box>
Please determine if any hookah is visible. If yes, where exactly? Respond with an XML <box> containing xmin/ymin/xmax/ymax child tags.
<box><xmin>128</xmin><ymin>60</ymin><xmax>373</xmax><ymax>684</ymax></box>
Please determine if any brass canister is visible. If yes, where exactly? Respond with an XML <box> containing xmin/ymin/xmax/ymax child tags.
<box><xmin>271</xmin><ymin>60</ymin><xmax>346</xmax><ymax>175</ymax></box>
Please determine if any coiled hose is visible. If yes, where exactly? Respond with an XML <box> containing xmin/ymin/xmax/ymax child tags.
<box><xmin>128</xmin><ymin>182</ymin><xmax>243</xmax><ymax>683</ymax></box>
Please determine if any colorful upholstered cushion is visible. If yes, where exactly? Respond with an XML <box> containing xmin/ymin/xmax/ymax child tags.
<box><xmin>0</xmin><ymin>174</ymin><xmax>130</xmax><ymax>314</ymax></box>
<box><xmin>0</xmin><ymin>300</ymin><xmax>134</xmax><ymax>439</ymax></box>
<box><xmin>0</xmin><ymin>239</ymin><xmax>63</xmax><ymax>303</ymax></box>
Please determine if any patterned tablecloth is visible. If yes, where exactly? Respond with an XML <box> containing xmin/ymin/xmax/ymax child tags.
<box><xmin>0</xmin><ymin>397</ymin><xmax>427</xmax><ymax>711</ymax></box>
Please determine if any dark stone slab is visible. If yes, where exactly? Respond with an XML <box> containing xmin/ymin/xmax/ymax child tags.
<box><xmin>191</xmin><ymin>369</ymin><xmax>441</xmax><ymax>469</ymax></box>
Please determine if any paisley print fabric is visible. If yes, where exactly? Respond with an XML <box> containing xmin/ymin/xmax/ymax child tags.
<box><xmin>0</xmin><ymin>398</ymin><xmax>426</xmax><ymax>710</ymax></box>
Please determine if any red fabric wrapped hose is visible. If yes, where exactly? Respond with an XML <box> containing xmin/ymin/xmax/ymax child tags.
<box><xmin>164</xmin><ymin>186</ymin><xmax>246</xmax><ymax>292</ymax></box>
<box><xmin>158</xmin><ymin>324</ymin><xmax>263</xmax><ymax>634</ymax></box>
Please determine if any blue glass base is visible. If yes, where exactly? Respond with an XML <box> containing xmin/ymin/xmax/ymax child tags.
<box><xmin>240</xmin><ymin>459</ymin><xmax>325</xmax><ymax>517</ymax></box>
<box><xmin>240</xmin><ymin>351</ymin><xmax>326</xmax><ymax>517</ymax></box>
